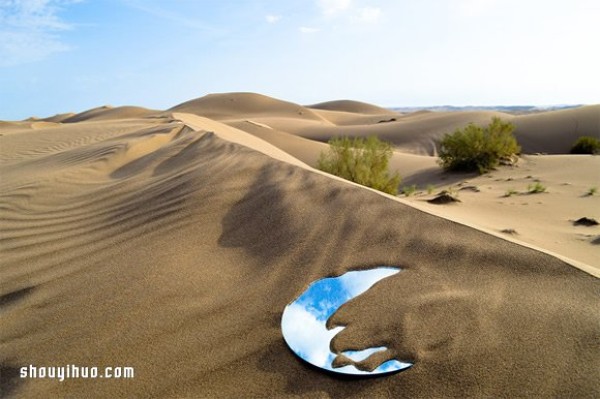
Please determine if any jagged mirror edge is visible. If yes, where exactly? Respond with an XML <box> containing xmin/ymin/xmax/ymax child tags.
<box><xmin>281</xmin><ymin>267</ymin><xmax>413</xmax><ymax>376</ymax></box>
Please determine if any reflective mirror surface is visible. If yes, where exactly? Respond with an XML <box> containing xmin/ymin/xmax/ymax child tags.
<box><xmin>281</xmin><ymin>267</ymin><xmax>412</xmax><ymax>375</ymax></box>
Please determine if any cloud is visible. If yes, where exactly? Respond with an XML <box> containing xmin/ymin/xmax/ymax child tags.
<box><xmin>314</xmin><ymin>1</ymin><xmax>382</xmax><ymax>26</ymax></box>
<box><xmin>317</xmin><ymin>0</ymin><xmax>352</xmax><ymax>15</ymax></box>
<box><xmin>299</xmin><ymin>26</ymin><xmax>320</xmax><ymax>33</ymax></box>
<box><xmin>265</xmin><ymin>14</ymin><xmax>281</xmax><ymax>24</ymax></box>
<box><xmin>356</xmin><ymin>6</ymin><xmax>381</xmax><ymax>23</ymax></box>
<box><xmin>457</xmin><ymin>0</ymin><xmax>500</xmax><ymax>17</ymax></box>
<box><xmin>0</xmin><ymin>0</ymin><xmax>79</xmax><ymax>67</ymax></box>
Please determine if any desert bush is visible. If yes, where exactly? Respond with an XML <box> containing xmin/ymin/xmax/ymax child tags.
<box><xmin>317</xmin><ymin>136</ymin><xmax>401</xmax><ymax>195</ymax></box>
<box><xmin>438</xmin><ymin>117</ymin><xmax>520</xmax><ymax>174</ymax></box>
<box><xmin>527</xmin><ymin>182</ymin><xmax>546</xmax><ymax>194</ymax></box>
<box><xmin>570</xmin><ymin>136</ymin><xmax>600</xmax><ymax>154</ymax></box>
<box><xmin>401</xmin><ymin>184</ymin><xmax>417</xmax><ymax>196</ymax></box>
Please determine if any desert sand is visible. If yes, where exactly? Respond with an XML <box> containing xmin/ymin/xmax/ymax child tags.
<box><xmin>1</xmin><ymin>93</ymin><xmax>598</xmax><ymax>398</ymax></box>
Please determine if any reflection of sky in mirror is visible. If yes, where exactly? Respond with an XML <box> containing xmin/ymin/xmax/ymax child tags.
<box><xmin>281</xmin><ymin>267</ymin><xmax>413</xmax><ymax>375</ymax></box>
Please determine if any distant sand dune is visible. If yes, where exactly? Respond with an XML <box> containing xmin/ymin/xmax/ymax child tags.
<box><xmin>513</xmin><ymin>105</ymin><xmax>600</xmax><ymax>153</ymax></box>
<box><xmin>307</xmin><ymin>99</ymin><xmax>398</xmax><ymax>115</ymax></box>
<box><xmin>1</xmin><ymin>94</ymin><xmax>598</xmax><ymax>398</ymax></box>
<box><xmin>170</xmin><ymin>92</ymin><xmax>329</xmax><ymax>123</ymax></box>
<box><xmin>28</xmin><ymin>113</ymin><xmax>76</xmax><ymax>123</ymax></box>
<box><xmin>254</xmin><ymin>110</ymin><xmax>513</xmax><ymax>155</ymax></box>
<box><xmin>63</xmin><ymin>105</ymin><xmax>159</xmax><ymax>123</ymax></box>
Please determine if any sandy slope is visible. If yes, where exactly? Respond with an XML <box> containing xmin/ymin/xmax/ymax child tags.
<box><xmin>403</xmin><ymin>155</ymin><xmax>600</xmax><ymax>273</ymax></box>
<box><xmin>1</xmin><ymin>94</ymin><xmax>599</xmax><ymax>398</ymax></box>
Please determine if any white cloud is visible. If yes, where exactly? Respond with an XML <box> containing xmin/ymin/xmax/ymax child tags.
<box><xmin>0</xmin><ymin>31</ymin><xmax>69</xmax><ymax>66</ymax></box>
<box><xmin>265</xmin><ymin>14</ymin><xmax>281</xmax><ymax>24</ymax></box>
<box><xmin>317</xmin><ymin>0</ymin><xmax>352</xmax><ymax>15</ymax></box>
<box><xmin>315</xmin><ymin>1</ymin><xmax>382</xmax><ymax>25</ymax></box>
<box><xmin>457</xmin><ymin>0</ymin><xmax>500</xmax><ymax>17</ymax></box>
<box><xmin>356</xmin><ymin>6</ymin><xmax>381</xmax><ymax>23</ymax></box>
<box><xmin>0</xmin><ymin>0</ymin><xmax>79</xmax><ymax>66</ymax></box>
<box><xmin>299</xmin><ymin>26</ymin><xmax>320</xmax><ymax>34</ymax></box>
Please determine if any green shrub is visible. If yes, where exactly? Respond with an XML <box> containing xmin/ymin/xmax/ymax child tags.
<box><xmin>401</xmin><ymin>184</ymin><xmax>417</xmax><ymax>196</ymax></box>
<box><xmin>504</xmin><ymin>188</ymin><xmax>519</xmax><ymax>197</ymax></box>
<box><xmin>438</xmin><ymin>117</ymin><xmax>520</xmax><ymax>174</ymax></box>
<box><xmin>317</xmin><ymin>136</ymin><xmax>400</xmax><ymax>195</ymax></box>
<box><xmin>527</xmin><ymin>182</ymin><xmax>546</xmax><ymax>194</ymax></box>
<box><xmin>570</xmin><ymin>136</ymin><xmax>600</xmax><ymax>154</ymax></box>
<box><xmin>587</xmin><ymin>186</ymin><xmax>598</xmax><ymax>196</ymax></box>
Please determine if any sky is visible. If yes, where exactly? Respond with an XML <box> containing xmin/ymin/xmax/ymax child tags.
<box><xmin>1</xmin><ymin>0</ymin><xmax>599</xmax><ymax>120</ymax></box>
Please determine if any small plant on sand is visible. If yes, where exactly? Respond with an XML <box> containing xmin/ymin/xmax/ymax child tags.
<box><xmin>317</xmin><ymin>136</ymin><xmax>401</xmax><ymax>195</ymax></box>
<box><xmin>504</xmin><ymin>188</ymin><xmax>519</xmax><ymax>197</ymax></box>
<box><xmin>426</xmin><ymin>184</ymin><xmax>435</xmax><ymax>195</ymax></box>
<box><xmin>570</xmin><ymin>136</ymin><xmax>600</xmax><ymax>154</ymax></box>
<box><xmin>438</xmin><ymin>117</ymin><xmax>520</xmax><ymax>174</ymax></box>
<box><xmin>586</xmin><ymin>186</ymin><xmax>598</xmax><ymax>196</ymax></box>
<box><xmin>527</xmin><ymin>182</ymin><xmax>546</xmax><ymax>194</ymax></box>
<box><xmin>434</xmin><ymin>186</ymin><xmax>459</xmax><ymax>198</ymax></box>
<box><xmin>401</xmin><ymin>184</ymin><xmax>417</xmax><ymax>197</ymax></box>
<box><xmin>428</xmin><ymin>188</ymin><xmax>461</xmax><ymax>204</ymax></box>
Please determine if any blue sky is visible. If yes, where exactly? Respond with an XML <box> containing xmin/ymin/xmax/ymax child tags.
<box><xmin>1</xmin><ymin>0</ymin><xmax>599</xmax><ymax>120</ymax></box>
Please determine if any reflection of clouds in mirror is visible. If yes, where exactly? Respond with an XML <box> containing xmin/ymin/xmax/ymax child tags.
<box><xmin>281</xmin><ymin>267</ymin><xmax>412</xmax><ymax>375</ymax></box>
<box><xmin>295</xmin><ymin>277</ymin><xmax>348</xmax><ymax>322</ymax></box>
<box><xmin>338</xmin><ymin>268</ymin><xmax>401</xmax><ymax>298</ymax></box>
<box><xmin>343</xmin><ymin>346</ymin><xmax>386</xmax><ymax>362</ymax></box>
<box><xmin>281</xmin><ymin>302</ymin><xmax>343</xmax><ymax>367</ymax></box>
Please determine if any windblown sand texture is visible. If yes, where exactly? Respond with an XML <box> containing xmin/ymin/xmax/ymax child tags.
<box><xmin>1</xmin><ymin>93</ymin><xmax>599</xmax><ymax>398</ymax></box>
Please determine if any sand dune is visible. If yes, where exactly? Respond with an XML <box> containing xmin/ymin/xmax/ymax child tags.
<box><xmin>26</xmin><ymin>113</ymin><xmax>76</xmax><ymax>123</ymax></box>
<box><xmin>258</xmin><ymin>110</ymin><xmax>515</xmax><ymax>155</ymax></box>
<box><xmin>512</xmin><ymin>105</ymin><xmax>600</xmax><ymax>153</ymax></box>
<box><xmin>1</xmin><ymin>94</ymin><xmax>599</xmax><ymax>398</ymax></box>
<box><xmin>170</xmin><ymin>92</ymin><xmax>329</xmax><ymax>123</ymax></box>
<box><xmin>251</xmin><ymin>101</ymin><xmax>599</xmax><ymax>156</ymax></box>
<box><xmin>63</xmin><ymin>94</ymin><xmax>599</xmax><ymax>157</ymax></box>
<box><xmin>62</xmin><ymin>106</ymin><xmax>159</xmax><ymax>123</ymax></box>
<box><xmin>226</xmin><ymin>119</ymin><xmax>329</xmax><ymax>167</ymax></box>
<box><xmin>308</xmin><ymin>99</ymin><xmax>399</xmax><ymax>115</ymax></box>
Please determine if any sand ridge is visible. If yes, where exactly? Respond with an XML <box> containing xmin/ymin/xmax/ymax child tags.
<box><xmin>62</xmin><ymin>106</ymin><xmax>160</xmax><ymax>123</ymax></box>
